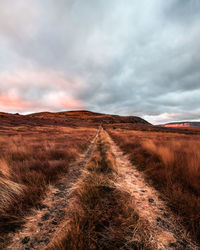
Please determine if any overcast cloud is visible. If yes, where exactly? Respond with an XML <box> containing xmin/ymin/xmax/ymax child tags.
<box><xmin>0</xmin><ymin>0</ymin><xmax>200</xmax><ymax>124</ymax></box>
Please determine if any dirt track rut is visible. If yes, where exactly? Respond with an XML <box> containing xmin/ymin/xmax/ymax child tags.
<box><xmin>6</xmin><ymin>128</ymin><xmax>100</xmax><ymax>250</ymax></box>
<box><xmin>103</xmin><ymin>129</ymin><xmax>198</xmax><ymax>250</ymax></box>
<box><xmin>6</xmin><ymin>127</ymin><xmax>198</xmax><ymax>249</ymax></box>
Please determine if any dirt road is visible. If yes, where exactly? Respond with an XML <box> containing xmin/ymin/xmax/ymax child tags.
<box><xmin>6</xmin><ymin>127</ymin><xmax>198</xmax><ymax>249</ymax></box>
<box><xmin>6</xmin><ymin>128</ymin><xmax>100</xmax><ymax>250</ymax></box>
<box><xmin>103</xmin><ymin>129</ymin><xmax>197</xmax><ymax>249</ymax></box>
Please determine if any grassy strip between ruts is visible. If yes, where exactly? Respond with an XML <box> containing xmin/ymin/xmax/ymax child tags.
<box><xmin>107</xmin><ymin>128</ymin><xmax>200</xmax><ymax>245</ymax></box>
<box><xmin>49</xmin><ymin>129</ymin><xmax>149</xmax><ymax>250</ymax></box>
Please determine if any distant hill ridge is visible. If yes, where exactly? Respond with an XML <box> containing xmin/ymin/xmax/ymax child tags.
<box><xmin>27</xmin><ymin>110</ymin><xmax>150</xmax><ymax>125</ymax></box>
<box><xmin>27</xmin><ymin>110</ymin><xmax>103</xmax><ymax>117</ymax></box>
<box><xmin>163</xmin><ymin>122</ymin><xmax>200</xmax><ymax>127</ymax></box>
<box><xmin>0</xmin><ymin>110</ymin><xmax>150</xmax><ymax>125</ymax></box>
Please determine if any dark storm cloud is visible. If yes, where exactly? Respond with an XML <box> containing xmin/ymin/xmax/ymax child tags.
<box><xmin>165</xmin><ymin>0</ymin><xmax>200</xmax><ymax>23</ymax></box>
<box><xmin>0</xmin><ymin>0</ymin><xmax>200</xmax><ymax>123</ymax></box>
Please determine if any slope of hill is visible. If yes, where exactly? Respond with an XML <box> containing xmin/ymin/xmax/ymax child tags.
<box><xmin>0</xmin><ymin>110</ymin><xmax>151</xmax><ymax>127</ymax></box>
<box><xmin>27</xmin><ymin>110</ymin><xmax>150</xmax><ymax>124</ymax></box>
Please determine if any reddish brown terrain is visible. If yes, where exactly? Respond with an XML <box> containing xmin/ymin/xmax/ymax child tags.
<box><xmin>162</xmin><ymin>121</ymin><xmax>200</xmax><ymax>128</ymax></box>
<box><xmin>0</xmin><ymin>110</ymin><xmax>200</xmax><ymax>249</ymax></box>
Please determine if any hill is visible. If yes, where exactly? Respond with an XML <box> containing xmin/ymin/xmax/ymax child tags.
<box><xmin>1</xmin><ymin>110</ymin><xmax>200</xmax><ymax>249</ymax></box>
<box><xmin>27</xmin><ymin>110</ymin><xmax>150</xmax><ymax>124</ymax></box>
<box><xmin>162</xmin><ymin>121</ymin><xmax>200</xmax><ymax>127</ymax></box>
<box><xmin>0</xmin><ymin>110</ymin><xmax>150</xmax><ymax>127</ymax></box>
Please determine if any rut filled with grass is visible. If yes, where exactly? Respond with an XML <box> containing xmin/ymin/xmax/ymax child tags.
<box><xmin>50</xmin><ymin>129</ymin><xmax>147</xmax><ymax>250</ymax></box>
<box><xmin>0</xmin><ymin>125</ymin><xmax>96</xmax><ymax>245</ymax></box>
<box><xmin>108</xmin><ymin>128</ymin><xmax>200</xmax><ymax>245</ymax></box>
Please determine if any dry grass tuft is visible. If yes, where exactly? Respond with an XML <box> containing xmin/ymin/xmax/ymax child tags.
<box><xmin>50</xmin><ymin>130</ymin><xmax>148</xmax><ymax>250</ymax></box>
<box><xmin>108</xmin><ymin>128</ymin><xmax>200</xmax><ymax>244</ymax></box>
<box><xmin>0</xmin><ymin>125</ymin><xmax>96</xmax><ymax>242</ymax></box>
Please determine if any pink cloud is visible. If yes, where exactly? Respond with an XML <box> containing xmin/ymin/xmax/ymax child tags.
<box><xmin>0</xmin><ymin>69</ymin><xmax>85</xmax><ymax>113</ymax></box>
<box><xmin>0</xmin><ymin>91</ymin><xmax>84</xmax><ymax>112</ymax></box>
<box><xmin>59</xmin><ymin>98</ymin><xmax>83</xmax><ymax>109</ymax></box>
<box><xmin>0</xmin><ymin>70</ymin><xmax>83</xmax><ymax>90</ymax></box>
<box><xmin>42</xmin><ymin>91</ymin><xmax>83</xmax><ymax>110</ymax></box>
<box><xmin>0</xmin><ymin>92</ymin><xmax>84</xmax><ymax>113</ymax></box>
<box><xmin>0</xmin><ymin>92</ymin><xmax>33</xmax><ymax>111</ymax></box>
<box><xmin>143</xmin><ymin>113</ymin><xmax>178</xmax><ymax>125</ymax></box>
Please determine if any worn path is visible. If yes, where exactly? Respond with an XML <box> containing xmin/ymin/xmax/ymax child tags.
<box><xmin>6</xmin><ymin>128</ymin><xmax>100</xmax><ymax>250</ymax></box>
<box><xmin>6</xmin><ymin>127</ymin><xmax>198</xmax><ymax>249</ymax></box>
<box><xmin>103</xmin><ymin>129</ymin><xmax>198</xmax><ymax>250</ymax></box>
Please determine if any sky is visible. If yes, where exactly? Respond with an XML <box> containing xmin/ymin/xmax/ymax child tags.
<box><xmin>0</xmin><ymin>0</ymin><xmax>200</xmax><ymax>124</ymax></box>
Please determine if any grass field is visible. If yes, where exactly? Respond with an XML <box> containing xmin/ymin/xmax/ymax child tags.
<box><xmin>0</xmin><ymin>124</ymin><xmax>96</xmax><ymax>240</ymax></box>
<box><xmin>108</xmin><ymin>126</ymin><xmax>200</xmax><ymax>243</ymax></box>
<box><xmin>50</xmin><ymin>129</ymin><xmax>149</xmax><ymax>250</ymax></box>
<box><xmin>1</xmin><ymin>111</ymin><xmax>200</xmax><ymax>249</ymax></box>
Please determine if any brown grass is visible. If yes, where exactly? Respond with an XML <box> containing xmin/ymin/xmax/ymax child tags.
<box><xmin>108</xmin><ymin>128</ymin><xmax>200</xmax><ymax>244</ymax></box>
<box><xmin>50</xmin><ymin>130</ymin><xmax>148</xmax><ymax>250</ymax></box>
<box><xmin>0</xmin><ymin>125</ymin><xmax>96</xmax><ymax>240</ymax></box>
